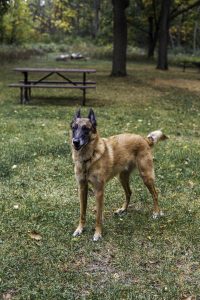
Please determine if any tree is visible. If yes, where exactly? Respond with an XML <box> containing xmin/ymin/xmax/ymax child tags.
<box><xmin>147</xmin><ymin>0</ymin><xmax>160</xmax><ymax>58</ymax></box>
<box><xmin>157</xmin><ymin>0</ymin><xmax>171</xmax><ymax>70</ymax></box>
<box><xmin>92</xmin><ymin>0</ymin><xmax>101</xmax><ymax>38</ymax></box>
<box><xmin>3</xmin><ymin>0</ymin><xmax>35</xmax><ymax>44</ymax></box>
<box><xmin>157</xmin><ymin>0</ymin><xmax>200</xmax><ymax>70</ymax></box>
<box><xmin>0</xmin><ymin>0</ymin><xmax>10</xmax><ymax>42</ymax></box>
<box><xmin>111</xmin><ymin>0</ymin><xmax>129</xmax><ymax>77</ymax></box>
<box><xmin>29</xmin><ymin>0</ymin><xmax>76</xmax><ymax>39</ymax></box>
<box><xmin>193</xmin><ymin>7</ymin><xmax>200</xmax><ymax>53</ymax></box>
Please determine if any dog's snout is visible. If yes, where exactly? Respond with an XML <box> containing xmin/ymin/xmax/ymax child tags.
<box><xmin>73</xmin><ymin>138</ymin><xmax>80</xmax><ymax>149</ymax></box>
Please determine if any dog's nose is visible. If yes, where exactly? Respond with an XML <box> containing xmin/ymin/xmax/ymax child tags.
<box><xmin>73</xmin><ymin>138</ymin><xmax>80</xmax><ymax>149</ymax></box>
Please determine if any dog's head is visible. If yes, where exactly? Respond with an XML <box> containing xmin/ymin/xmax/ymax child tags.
<box><xmin>70</xmin><ymin>108</ymin><xmax>97</xmax><ymax>151</ymax></box>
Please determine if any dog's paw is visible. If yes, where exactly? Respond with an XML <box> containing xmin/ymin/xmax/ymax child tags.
<box><xmin>73</xmin><ymin>227</ymin><xmax>84</xmax><ymax>237</ymax></box>
<box><xmin>93</xmin><ymin>232</ymin><xmax>102</xmax><ymax>242</ymax></box>
<box><xmin>152</xmin><ymin>211</ymin><xmax>164</xmax><ymax>219</ymax></box>
<box><xmin>114</xmin><ymin>208</ymin><xmax>127</xmax><ymax>216</ymax></box>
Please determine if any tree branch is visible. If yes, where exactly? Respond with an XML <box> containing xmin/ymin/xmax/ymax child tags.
<box><xmin>170</xmin><ymin>0</ymin><xmax>200</xmax><ymax>20</ymax></box>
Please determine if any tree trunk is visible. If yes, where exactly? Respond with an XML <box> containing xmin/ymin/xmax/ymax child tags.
<box><xmin>0</xmin><ymin>19</ymin><xmax>3</xmax><ymax>43</ymax></box>
<box><xmin>147</xmin><ymin>16</ymin><xmax>159</xmax><ymax>58</ymax></box>
<box><xmin>193</xmin><ymin>20</ymin><xmax>198</xmax><ymax>54</ymax></box>
<box><xmin>92</xmin><ymin>0</ymin><xmax>100</xmax><ymax>38</ymax></box>
<box><xmin>111</xmin><ymin>0</ymin><xmax>129</xmax><ymax>77</ymax></box>
<box><xmin>169</xmin><ymin>31</ymin><xmax>175</xmax><ymax>49</ymax></box>
<box><xmin>157</xmin><ymin>0</ymin><xmax>171</xmax><ymax>70</ymax></box>
<box><xmin>193</xmin><ymin>7</ymin><xmax>200</xmax><ymax>54</ymax></box>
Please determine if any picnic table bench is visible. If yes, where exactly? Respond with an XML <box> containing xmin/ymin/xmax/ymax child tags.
<box><xmin>180</xmin><ymin>61</ymin><xmax>200</xmax><ymax>72</ymax></box>
<box><xmin>9</xmin><ymin>67</ymin><xmax>96</xmax><ymax>105</ymax></box>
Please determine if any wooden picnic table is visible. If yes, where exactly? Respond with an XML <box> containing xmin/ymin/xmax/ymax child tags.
<box><xmin>9</xmin><ymin>67</ymin><xmax>96</xmax><ymax>105</ymax></box>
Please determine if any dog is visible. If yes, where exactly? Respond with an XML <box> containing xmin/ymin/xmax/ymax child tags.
<box><xmin>71</xmin><ymin>109</ymin><xmax>168</xmax><ymax>241</ymax></box>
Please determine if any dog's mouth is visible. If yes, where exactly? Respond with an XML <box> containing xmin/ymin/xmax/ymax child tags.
<box><xmin>73</xmin><ymin>141</ymin><xmax>89</xmax><ymax>151</ymax></box>
<box><xmin>73</xmin><ymin>144</ymin><xmax>83</xmax><ymax>151</ymax></box>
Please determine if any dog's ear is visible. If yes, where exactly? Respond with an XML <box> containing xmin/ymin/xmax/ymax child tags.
<box><xmin>74</xmin><ymin>109</ymin><xmax>81</xmax><ymax>119</ymax></box>
<box><xmin>88</xmin><ymin>108</ymin><xmax>97</xmax><ymax>128</ymax></box>
<box><xmin>71</xmin><ymin>109</ymin><xmax>81</xmax><ymax>128</ymax></box>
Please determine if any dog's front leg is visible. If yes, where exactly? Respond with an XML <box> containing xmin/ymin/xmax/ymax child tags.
<box><xmin>93</xmin><ymin>184</ymin><xmax>104</xmax><ymax>241</ymax></box>
<box><xmin>73</xmin><ymin>181</ymin><xmax>88</xmax><ymax>237</ymax></box>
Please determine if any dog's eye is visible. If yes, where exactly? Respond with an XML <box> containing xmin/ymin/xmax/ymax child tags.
<box><xmin>72</xmin><ymin>124</ymin><xmax>78</xmax><ymax>130</ymax></box>
<box><xmin>82</xmin><ymin>125</ymin><xmax>89</xmax><ymax>131</ymax></box>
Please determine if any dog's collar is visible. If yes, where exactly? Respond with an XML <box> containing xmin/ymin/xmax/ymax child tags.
<box><xmin>83</xmin><ymin>150</ymin><xmax>95</xmax><ymax>164</ymax></box>
<box><xmin>83</xmin><ymin>157</ymin><xmax>92</xmax><ymax>164</ymax></box>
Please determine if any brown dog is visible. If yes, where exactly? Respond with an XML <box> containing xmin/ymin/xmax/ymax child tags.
<box><xmin>71</xmin><ymin>109</ymin><xmax>167</xmax><ymax>241</ymax></box>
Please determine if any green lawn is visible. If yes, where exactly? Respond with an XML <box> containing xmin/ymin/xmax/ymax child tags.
<box><xmin>0</xmin><ymin>57</ymin><xmax>200</xmax><ymax>299</ymax></box>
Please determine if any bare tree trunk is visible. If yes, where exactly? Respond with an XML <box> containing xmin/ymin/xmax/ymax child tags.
<box><xmin>111</xmin><ymin>0</ymin><xmax>129</xmax><ymax>77</ymax></box>
<box><xmin>157</xmin><ymin>0</ymin><xmax>171</xmax><ymax>70</ymax></box>
<box><xmin>193</xmin><ymin>20</ymin><xmax>198</xmax><ymax>54</ymax></box>
<box><xmin>169</xmin><ymin>31</ymin><xmax>175</xmax><ymax>49</ymax></box>
<box><xmin>193</xmin><ymin>7</ymin><xmax>200</xmax><ymax>54</ymax></box>
<box><xmin>92</xmin><ymin>0</ymin><xmax>100</xmax><ymax>38</ymax></box>
<box><xmin>148</xmin><ymin>16</ymin><xmax>159</xmax><ymax>58</ymax></box>
<box><xmin>76</xmin><ymin>2</ymin><xmax>80</xmax><ymax>35</ymax></box>
<box><xmin>148</xmin><ymin>17</ymin><xmax>154</xmax><ymax>57</ymax></box>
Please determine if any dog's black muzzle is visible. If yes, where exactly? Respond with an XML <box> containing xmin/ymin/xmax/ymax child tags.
<box><xmin>72</xmin><ymin>138</ymin><xmax>82</xmax><ymax>151</ymax></box>
<box><xmin>72</xmin><ymin>138</ymin><xmax>89</xmax><ymax>151</ymax></box>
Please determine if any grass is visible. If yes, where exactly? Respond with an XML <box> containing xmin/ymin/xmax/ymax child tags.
<box><xmin>0</xmin><ymin>56</ymin><xmax>200</xmax><ymax>300</ymax></box>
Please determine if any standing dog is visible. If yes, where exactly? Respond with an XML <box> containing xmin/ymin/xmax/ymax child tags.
<box><xmin>71</xmin><ymin>109</ymin><xmax>167</xmax><ymax>241</ymax></box>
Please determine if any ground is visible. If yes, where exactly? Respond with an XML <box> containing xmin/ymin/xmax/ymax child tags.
<box><xmin>0</xmin><ymin>58</ymin><xmax>200</xmax><ymax>299</ymax></box>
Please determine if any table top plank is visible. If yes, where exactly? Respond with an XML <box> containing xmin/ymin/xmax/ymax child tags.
<box><xmin>14</xmin><ymin>67</ymin><xmax>96</xmax><ymax>73</ymax></box>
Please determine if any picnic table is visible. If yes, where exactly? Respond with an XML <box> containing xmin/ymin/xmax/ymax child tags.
<box><xmin>181</xmin><ymin>61</ymin><xmax>200</xmax><ymax>72</ymax></box>
<box><xmin>9</xmin><ymin>67</ymin><xmax>96</xmax><ymax>106</ymax></box>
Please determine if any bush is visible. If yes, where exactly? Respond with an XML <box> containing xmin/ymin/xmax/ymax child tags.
<box><xmin>0</xmin><ymin>45</ymin><xmax>45</xmax><ymax>62</ymax></box>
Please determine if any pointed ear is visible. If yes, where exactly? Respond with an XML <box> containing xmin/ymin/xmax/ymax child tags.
<box><xmin>88</xmin><ymin>108</ymin><xmax>97</xmax><ymax>128</ymax></box>
<box><xmin>71</xmin><ymin>109</ymin><xmax>81</xmax><ymax>128</ymax></box>
<box><xmin>75</xmin><ymin>108</ymin><xmax>81</xmax><ymax>119</ymax></box>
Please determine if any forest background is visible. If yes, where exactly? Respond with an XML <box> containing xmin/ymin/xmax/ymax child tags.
<box><xmin>1</xmin><ymin>0</ymin><xmax>200</xmax><ymax>74</ymax></box>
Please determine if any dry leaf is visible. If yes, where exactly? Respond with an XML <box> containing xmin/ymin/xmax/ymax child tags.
<box><xmin>188</xmin><ymin>180</ymin><xmax>195</xmax><ymax>188</ymax></box>
<box><xmin>113</xmin><ymin>273</ymin><xmax>120</xmax><ymax>280</ymax></box>
<box><xmin>181</xmin><ymin>296</ymin><xmax>196</xmax><ymax>300</ymax></box>
<box><xmin>3</xmin><ymin>293</ymin><xmax>12</xmax><ymax>300</ymax></box>
<box><xmin>13</xmin><ymin>204</ymin><xmax>19</xmax><ymax>209</ymax></box>
<box><xmin>29</xmin><ymin>231</ymin><xmax>42</xmax><ymax>241</ymax></box>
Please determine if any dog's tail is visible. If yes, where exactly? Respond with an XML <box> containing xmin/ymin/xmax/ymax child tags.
<box><xmin>147</xmin><ymin>130</ymin><xmax>168</xmax><ymax>146</ymax></box>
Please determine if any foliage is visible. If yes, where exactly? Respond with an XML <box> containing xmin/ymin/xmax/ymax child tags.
<box><xmin>0</xmin><ymin>56</ymin><xmax>200</xmax><ymax>299</ymax></box>
<box><xmin>29</xmin><ymin>0</ymin><xmax>76</xmax><ymax>38</ymax></box>
<box><xmin>0</xmin><ymin>0</ymin><xmax>10</xmax><ymax>42</ymax></box>
<box><xmin>1</xmin><ymin>0</ymin><xmax>200</xmax><ymax>52</ymax></box>
<box><xmin>2</xmin><ymin>0</ymin><xmax>36</xmax><ymax>44</ymax></box>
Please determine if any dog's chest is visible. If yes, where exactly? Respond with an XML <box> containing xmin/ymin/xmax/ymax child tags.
<box><xmin>74</xmin><ymin>160</ymin><xmax>96</xmax><ymax>183</ymax></box>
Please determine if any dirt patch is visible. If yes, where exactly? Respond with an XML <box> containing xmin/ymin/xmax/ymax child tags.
<box><xmin>152</xmin><ymin>78</ymin><xmax>200</xmax><ymax>93</ymax></box>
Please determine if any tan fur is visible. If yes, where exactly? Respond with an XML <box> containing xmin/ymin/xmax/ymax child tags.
<box><xmin>71</xmin><ymin>120</ymin><xmax>167</xmax><ymax>241</ymax></box>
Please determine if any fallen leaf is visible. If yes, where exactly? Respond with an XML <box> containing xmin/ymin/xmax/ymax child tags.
<box><xmin>181</xmin><ymin>296</ymin><xmax>196</xmax><ymax>300</ymax></box>
<box><xmin>149</xmin><ymin>260</ymin><xmax>159</xmax><ymax>265</ymax></box>
<box><xmin>3</xmin><ymin>293</ymin><xmax>12</xmax><ymax>300</ymax></box>
<box><xmin>13</xmin><ymin>204</ymin><xmax>19</xmax><ymax>209</ymax></box>
<box><xmin>28</xmin><ymin>231</ymin><xmax>42</xmax><ymax>241</ymax></box>
<box><xmin>188</xmin><ymin>180</ymin><xmax>195</xmax><ymax>188</ymax></box>
<box><xmin>113</xmin><ymin>273</ymin><xmax>120</xmax><ymax>280</ymax></box>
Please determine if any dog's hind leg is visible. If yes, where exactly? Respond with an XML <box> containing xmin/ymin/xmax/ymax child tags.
<box><xmin>143</xmin><ymin>178</ymin><xmax>164</xmax><ymax>218</ymax></box>
<box><xmin>115</xmin><ymin>170</ymin><xmax>132</xmax><ymax>216</ymax></box>
<box><xmin>137</xmin><ymin>155</ymin><xmax>163</xmax><ymax>218</ymax></box>
<box><xmin>73</xmin><ymin>182</ymin><xmax>88</xmax><ymax>237</ymax></box>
